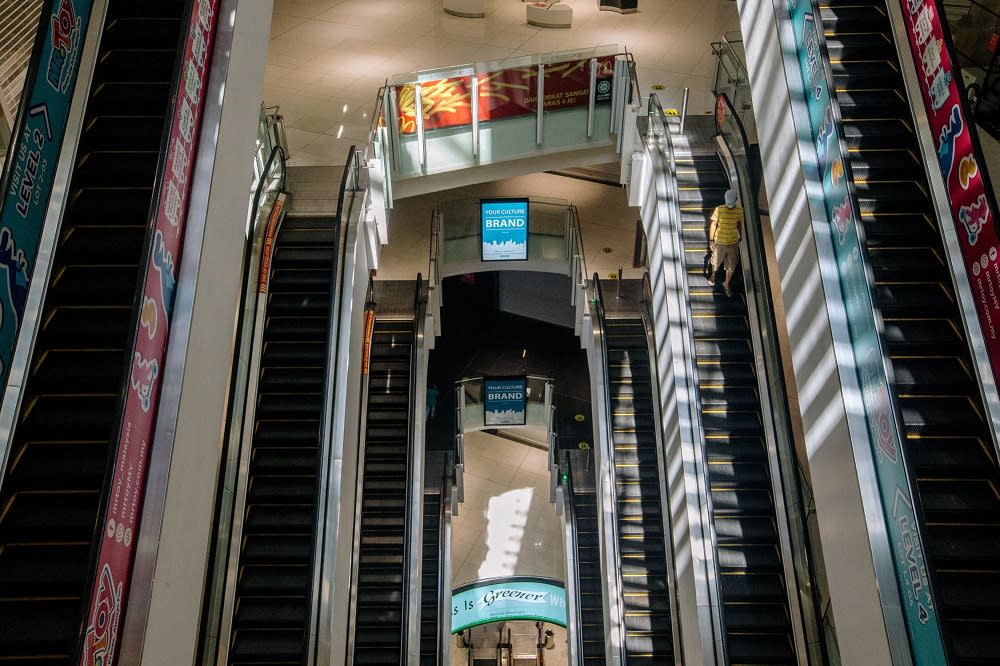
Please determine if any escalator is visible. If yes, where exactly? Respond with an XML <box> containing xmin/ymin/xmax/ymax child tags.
<box><xmin>351</xmin><ymin>316</ymin><xmax>415</xmax><ymax>663</ymax></box>
<box><xmin>226</xmin><ymin>215</ymin><xmax>337</xmax><ymax>664</ymax></box>
<box><xmin>822</xmin><ymin>1</ymin><xmax>1000</xmax><ymax>660</ymax></box>
<box><xmin>602</xmin><ymin>316</ymin><xmax>674</xmax><ymax>665</ymax></box>
<box><xmin>419</xmin><ymin>486</ymin><xmax>442</xmax><ymax>665</ymax></box>
<box><xmin>673</xmin><ymin>122</ymin><xmax>796</xmax><ymax>663</ymax></box>
<box><xmin>0</xmin><ymin>1</ymin><xmax>188</xmax><ymax>660</ymax></box>
<box><xmin>563</xmin><ymin>451</ymin><xmax>606</xmax><ymax>665</ymax></box>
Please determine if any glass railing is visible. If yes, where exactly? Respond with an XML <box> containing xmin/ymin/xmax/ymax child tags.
<box><xmin>711</xmin><ymin>32</ymin><xmax>757</xmax><ymax>141</ymax></box>
<box><xmin>455</xmin><ymin>375</ymin><xmax>553</xmax><ymax>432</ymax></box>
<box><xmin>379</xmin><ymin>45</ymin><xmax>625</xmax><ymax>178</ymax></box>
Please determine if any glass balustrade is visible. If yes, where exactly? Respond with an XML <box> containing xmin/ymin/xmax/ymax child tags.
<box><xmin>377</xmin><ymin>45</ymin><xmax>625</xmax><ymax>178</ymax></box>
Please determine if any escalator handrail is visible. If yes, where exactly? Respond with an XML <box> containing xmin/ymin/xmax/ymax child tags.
<box><xmin>590</xmin><ymin>273</ymin><xmax>628</xmax><ymax>664</ymax></box>
<box><xmin>311</xmin><ymin>144</ymin><xmax>365</xmax><ymax>664</ymax></box>
<box><xmin>647</xmin><ymin>92</ymin><xmax>726</xmax><ymax>662</ymax></box>
<box><xmin>207</xmin><ymin>142</ymin><xmax>289</xmax><ymax>662</ymax></box>
<box><xmin>249</xmin><ymin>145</ymin><xmax>287</xmax><ymax>227</ymax></box>
<box><xmin>796</xmin><ymin>0</ymin><xmax>948</xmax><ymax>653</ymax></box>
<box><xmin>715</xmin><ymin>91</ymin><xmax>825</xmax><ymax>661</ymax></box>
<box><xmin>557</xmin><ymin>449</ymin><xmax>586</xmax><ymax>665</ymax></box>
<box><xmin>402</xmin><ymin>271</ymin><xmax>428</xmax><ymax>663</ymax></box>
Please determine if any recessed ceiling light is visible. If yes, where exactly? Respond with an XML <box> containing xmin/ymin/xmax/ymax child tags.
<box><xmin>601</xmin><ymin>247</ymin><xmax>613</xmax><ymax>253</ymax></box>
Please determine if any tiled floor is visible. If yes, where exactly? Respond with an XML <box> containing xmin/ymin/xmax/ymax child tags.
<box><xmin>451</xmin><ymin>430</ymin><xmax>565</xmax><ymax>586</ymax></box>
<box><xmin>266</xmin><ymin>0</ymin><xmax>740</xmax><ymax>167</ymax></box>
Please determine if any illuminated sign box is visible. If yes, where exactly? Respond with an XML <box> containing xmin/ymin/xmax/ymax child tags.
<box><xmin>481</xmin><ymin>198</ymin><xmax>528</xmax><ymax>261</ymax></box>
<box><xmin>451</xmin><ymin>576</ymin><xmax>567</xmax><ymax>634</ymax></box>
<box><xmin>483</xmin><ymin>377</ymin><xmax>527</xmax><ymax>426</ymax></box>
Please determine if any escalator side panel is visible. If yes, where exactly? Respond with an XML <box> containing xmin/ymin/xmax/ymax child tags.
<box><xmin>822</xmin><ymin>0</ymin><xmax>1000</xmax><ymax>660</ymax></box>
<box><xmin>0</xmin><ymin>2</ymin><xmax>188</xmax><ymax>661</ymax></box>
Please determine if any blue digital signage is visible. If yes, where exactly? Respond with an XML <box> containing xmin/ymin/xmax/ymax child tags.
<box><xmin>483</xmin><ymin>377</ymin><xmax>526</xmax><ymax>426</ymax></box>
<box><xmin>481</xmin><ymin>198</ymin><xmax>528</xmax><ymax>261</ymax></box>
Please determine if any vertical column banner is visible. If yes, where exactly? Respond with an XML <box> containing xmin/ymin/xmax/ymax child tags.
<box><xmin>898</xmin><ymin>0</ymin><xmax>1000</xmax><ymax>388</ymax></box>
<box><xmin>483</xmin><ymin>377</ymin><xmax>527</xmax><ymax>426</ymax></box>
<box><xmin>395</xmin><ymin>56</ymin><xmax>616</xmax><ymax>134</ymax></box>
<box><xmin>481</xmin><ymin>198</ymin><xmax>528</xmax><ymax>261</ymax></box>
<box><xmin>0</xmin><ymin>0</ymin><xmax>94</xmax><ymax>388</ymax></box>
<box><xmin>786</xmin><ymin>0</ymin><xmax>947</xmax><ymax>661</ymax></box>
<box><xmin>80</xmin><ymin>1</ymin><xmax>220</xmax><ymax>664</ymax></box>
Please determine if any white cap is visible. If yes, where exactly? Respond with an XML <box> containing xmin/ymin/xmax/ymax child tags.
<box><xmin>725</xmin><ymin>189</ymin><xmax>737</xmax><ymax>207</ymax></box>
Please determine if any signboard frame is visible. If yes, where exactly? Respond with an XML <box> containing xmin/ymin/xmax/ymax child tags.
<box><xmin>483</xmin><ymin>376</ymin><xmax>527</xmax><ymax>426</ymax></box>
<box><xmin>480</xmin><ymin>197</ymin><xmax>529</xmax><ymax>262</ymax></box>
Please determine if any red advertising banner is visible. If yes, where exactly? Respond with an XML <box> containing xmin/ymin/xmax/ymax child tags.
<box><xmin>898</xmin><ymin>0</ymin><xmax>1000</xmax><ymax>388</ymax></box>
<box><xmin>396</xmin><ymin>55</ymin><xmax>615</xmax><ymax>134</ymax></box>
<box><xmin>80</xmin><ymin>0</ymin><xmax>219</xmax><ymax>663</ymax></box>
<box><xmin>258</xmin><ymin>193</ymin><xmax>286</xmax><ymax>294</ymax></box>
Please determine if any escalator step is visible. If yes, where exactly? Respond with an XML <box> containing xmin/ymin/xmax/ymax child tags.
<box><xmin>891</xmin><ymin>357</ymin><xmax>974</xmax><ymax>392</ymax></box>
<box><xmin>48</xmin><ymin>265</ymin><xmax>144</xmax><ymax>303</ymax></box>
<box><xmin>0</xmin><ymin>543</ymin><xmax>90</xmax><ymax>595</ymax></box>
<box><xmin>0</xmin><ymin>600</ymin><xmax>79</xmax><ymax>657</ymax></box>
<box><xmin>253</xmin><ymin>421</ymin><xmax>321</xmax><ymax>445</ymax></box>
<box><xmin>935</xmin><ymin>571</ymin><xmax>1000</xmax><ymax>617</ymax></box>
<box><xmin>900</xmin><ymin>397</ymin><xmax>984</xmax><ymax>435</ymax></box>
<box><xmin>700</xmin><ymin>409</ymin><xmax>762</xmax><ymax>435</ymax></box>
<box><xmin>248</xmin><ymin>477</ymin><xmax>317</xmax><ymax>502</ymax></box>
<box><xmin>229</xmin><ymin>628</ymin><xmax>304</xmax><ymax>661</ymax></box>
<box><xmin>837</xmin><ymin>89</ymin><xmax>909</xmax><ymax>120</ymax></box>
<box><xmin>708</xmin><ymin>459</ymin><xmax>771</xmax><ymax>487</ymax></box>
<box><xmin>714</xmin><ymin>516</ymin><xmax>778</xmax><ymax>543</ymax></box>
<box><xmin>37</xmin><ymin>306</ymin><xmax>131</xmax><ymax>346</ymax></box>
<box><xmin>926</xmin><ymin>524</ymin><xmax>1000</xmax><ymax>566</ymax></box>
<box><xmin>244</xmin><ymin>505</ymin><xmax>315</xmax><ymax>532</ymax></box>
<box><xmin>711</xmin><ymin>488</ymin><xmax>775</xmax><ymax>514</ymax></box>
<box><xmin>82</xmin><ymin>115</ymin><xmax>167</xmax><ymax>151</ymax></box>
<box><xmin>252</xmin><ymin>449</ymin><xmax>319</xmax><ymax>474</ymax></box>
<box><xmin>73</xmin><ymin>150</ymin><xmax>159</xmax><ymax>187</ymax></box>
<box><xmin>726</xmin><ymin>632</ymin><xmax>796</xmax><ymax>663</ymax></box>
<box><xmin>234</xmin><ymin>598</ymin><xmax>307</xmax><ymax>628</ymax></box>
<box><xmin>916</xmin><ymin>479</ymin><xmax>1000</xmax><ymax>519</ymax></box>
<box><xmin>908</xmin><ymin>436</ymin><xmax>997</xmax><ymax>474</ymax></box>
<box><xmin>716</xmin><ymin>545</ymin><xmax>782</xmax><ymax>571</ymax></box>
<box><xmin>242</xmin><ymin>535</ymin><xmax>313</xmax><ymax>563</ymax></box>
<box><xmin>2</xmin><ymin>442</ymin><xmax>106</xmax><ymax>490</ymax></box>
<box><xmin>237</xmin><ymin>565</ymin><xmax>310</xmax><ymax>595</ymax></box>
<box><xmin>942</xmin><ymin>621</ymin><xmax>1000</xmax><ymax>663</ymax></box>
<box><xmin>725</xmin><ymin>603</ymin><xmax>790</xmax><ymax>631</ymax></box>
<box><xmin>19</xmin><ymin>395</ymin><xmax>118</xmax><ymax>437</ymax></box>
<box><xmin>87</xmin><ymin>80</ymin><xmax>171</xmax><ymax>117</ymax></box>
<box><xmin>720</xmin><ymin>572</ymin><xmax>787</xmax><ymax>601</ymax></box>
<box><xmin>825</xmin><ymin>33</ymin><xmax>894</xmax><ymax>61</ymax></box>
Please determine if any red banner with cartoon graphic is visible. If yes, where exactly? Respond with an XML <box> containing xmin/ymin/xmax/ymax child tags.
<box><xmin>80</xmin><ymin>1</ymin><xmax>219</xmax><ymax>663</ymax></box>
<box><xmin>899</xmin><ymin>0</ymin><xmax>1000</xmax><ymax>386</ymax></box>
<box><xmin>395</xmin><ymin>56</ymin><xmax>615</xmax><ymax>134</ymax></box>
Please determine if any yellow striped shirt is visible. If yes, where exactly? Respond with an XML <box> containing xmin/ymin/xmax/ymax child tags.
<box><xmin>712</xmin><ymin>205</ymin><xmax>743</xmax><ymax>245</ymax></box>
